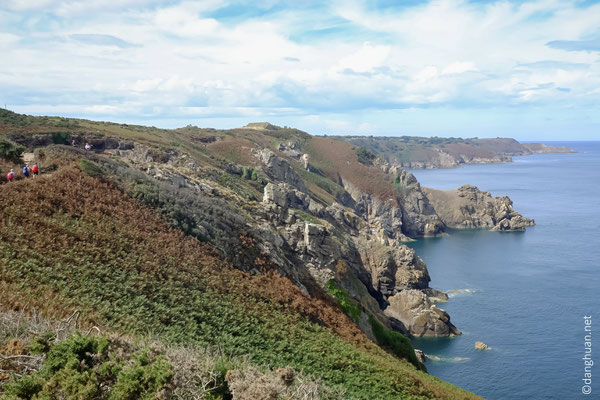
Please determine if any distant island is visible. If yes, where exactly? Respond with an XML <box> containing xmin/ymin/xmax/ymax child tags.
<box><xmin>332</xmin><ymin>136</ymin><xmax>575</xmax><ymax>169</ymax></box>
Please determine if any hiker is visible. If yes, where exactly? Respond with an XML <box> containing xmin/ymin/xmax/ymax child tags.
<box><xmin>22</xmin><ymin>164</ymin><xmax>30</xmax><ymax>178</ymax></box>
<box><xmin>7</xmin><ymin>169</ymin><xmax>14</xmax><ymax>182</ymax></box>
<box><xmin>85</xmin><ymin>143</ymin><xmax>92</xmax><ymax>151</ymax></box>
<box><xmin>31</xmin><ymin>162</ymin><xmax>39</xmax><ymax>178</ymax></box>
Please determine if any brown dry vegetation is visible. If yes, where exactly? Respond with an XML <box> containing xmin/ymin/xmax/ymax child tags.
<box><xmin>304</xmin><ymin>137</ymin><xmax>398</xmax><ymax>206</ymax></box>
<box><xmin>206</xmin><ymin>137</ymin><xmax>258</xmax><ymax>166</ymax></box>
<box><xmin>442</xmin><ymin>142</ymin><xmax>495</xmax><ymax>158</ymax></box>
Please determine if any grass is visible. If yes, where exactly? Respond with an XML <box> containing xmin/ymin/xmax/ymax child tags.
<box><xmin>293</xmin><ymin>209</ymin><xmax>323</xmax><ymax>225</ymax></box>
<box><xmin>325</xmin><ymin>280</ymin><xmax>362</xmax><ymax>324</ymax></box>
<box><xmin>0</xmin><ymin>168</ymin><xmax>480</xmax><ymax>399</ymax></box>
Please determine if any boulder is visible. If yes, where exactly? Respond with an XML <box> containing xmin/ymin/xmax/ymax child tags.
<box><xmin>475</xmin><ymin>341</ymin><xmax>489</xmax><ymax>350</ymax></box>
<box><xmin>384</xmin><ymin>289</ymin><xmax>461</xmax><ymax>337</ymax></box>
<box><xmin>414</xmin><ymin>349</ymin><xmax>427</xmax><ymax>364</ymax></box>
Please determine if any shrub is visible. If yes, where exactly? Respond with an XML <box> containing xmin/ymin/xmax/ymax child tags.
<box><xmin>368</xmin><ymin>314</ymin><xmax>426</xmax><ymax>372</ymax></box>
<box><xmin>110</xmin><ymin>350</ymin><xmax>173</xmax><ymax>400</ymax></box>
<box><xmin>51</xmin><ymin>132</ymin><xmax>70</xmax><ymax>145</ymax></box>
<box><xmin>0</xmin><ymin>333</ymin><xmax>174</xmax><ymax>400</ymax></box>
<box><xmin>0</xmin><ymin>140</ymin><xmax>24</xmax><ymax>163</ymax></box>
<box><xmin>355</xmin><ymin>147</ymin><xmax>376</xmax><ymax>165</ymax></box>
<box><xmin>1</xmin><ymin>374</ymin><xmax>43</xmax><ymax>399</ymax></box>
<box><xmin>326</xmin><ymin>280</ymin><xmax>361</xmax><ymax>323</ymax></box>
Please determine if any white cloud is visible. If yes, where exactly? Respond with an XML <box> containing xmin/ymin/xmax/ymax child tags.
<box><xmin>442</xmin><ymin>61</ymin><xmax>477</xmax><ymax>75</ymax></box>
<box><xmin>338</xmin><ymin>43</ymin><xmax>391</xmax><ymax>73</ymax></box>
<box><xmin>1</xmin><ymin>0</ymin><xmax>600</xmax><ymax>138</ymax></box>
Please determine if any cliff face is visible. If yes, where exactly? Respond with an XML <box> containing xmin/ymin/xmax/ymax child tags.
<box><xmin>98</xmin><ymin>135</ymin><xmax>464</xmax><ymax>338</ymax></box>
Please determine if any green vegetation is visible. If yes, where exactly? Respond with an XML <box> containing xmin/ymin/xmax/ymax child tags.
<box><xmin>0</xmin><ymin>140</ymin><xmax>24</xmax><ymax>163</ymax></box>
<box><xmin>368</xmin><ymin>315</ymin><xmax>426</xmax><ymax>372</ymax></box>
<box><xmin>355</xmin><ymin>147</ymin><xmax>376</xmax><ymax>165</ymax></box>
<box><xmin>0</xmin><ymin>310</ymin><xmax>345</xmax><ymax>400</ymax></box>
<box><xmin>293</xmin><ymin>209</ymin><xmax>323</xmax><ymax>225</ymax></box>
<box><xmin>326</xmin><ymin>280</ymin><xmax>362</xmax><ymax>323</ymax></box>
<box><xmin>50</xmin><ymin>131</ymin><xmax>69</xmax><ymax>145</ymax></box>
<box><xmin>1</xmin><ymin>334</ymin><xmax>172</xmax><ymax>400</ymax></box>
<box><xmin>241</xmin><ymin>166</ymin><xmax>260</xmax><ymax>181</ymax></box>
<box><xmin>297</xmin><ymin>168</ymin><xmax>345</xmax><ymax>204</ymax></box>
<box><xmin>78</xmin><ymin>158</ymin><xmax>105</xmax><ymax>179</ymax></box>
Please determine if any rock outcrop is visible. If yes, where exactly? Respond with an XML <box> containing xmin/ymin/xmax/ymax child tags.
<box><xmin>393</xmin><ymin>169</ymin><xmax>446</xmax><ymax>237</ymax></box>
<box><xmin>414</xmin><ymin>349</ymin><xmax>427</xmax><ymax>364</ymax></box>
<box><xmin>423</xmin><ymin>185</ymin><xmax>535</xmax><ymax>231</ymax></box>
<box><xmin>260</xmin><ymin>181</ymin><xmax>457</xmax><ymax>337</ymax></box>
<box><xmin>384</xmin><ymin>289</ymin><xmax>460</xmax><ymax>337</ymax></box>
<box><xmin>254</xmin><ymin>149</ymin><xmax>307</xmax><ymax>192</ymax></box>
<box><xmin>475</xmin><ymin>341</ymin><xmax>489</xmax><ymax>350</ymax></box>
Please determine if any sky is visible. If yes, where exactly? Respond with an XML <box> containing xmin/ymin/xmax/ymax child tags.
<box><xmin>1</xmin><ymin>0</ymin><xmax>600</xmax><ymax>140</ymax></box>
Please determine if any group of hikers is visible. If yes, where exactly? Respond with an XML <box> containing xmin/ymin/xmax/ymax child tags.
<box><xmin>4</xmin><ymin>142</ymin><xmax>92</xmax><ymax>183</ymax></box>
<box><xmin>6</xmin><ymin>163</ymin><xmax>39</xmax><ymax>182</ymax></box>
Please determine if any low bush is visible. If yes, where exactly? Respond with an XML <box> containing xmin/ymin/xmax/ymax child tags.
<box><xmin>368</xmin><ymin>314</ymin><xmax>426</xmax><ymax>372</ymax></box>
<box><xmin>51</xmin><ymin>132</ymin><xmax>70</xmax><ymax>145</ymax></box>
<box><xmin>355</xmin><ymin>147</ymin><xmax>376</xmax><ymax>166</ymax></box>
<box><xmin>326</xmin><ymin>280</ymin><xmax>361</xmax><ymax>323</ymax></box>
<box><xmin>1</xmin><ymin>333</ymin><xmax>173</xmax><ymax>400</ymax></box>
<box><xmin>0</xmin><ymin>140</ymin><xmax>24</xmax><ymax>163</ymax></box>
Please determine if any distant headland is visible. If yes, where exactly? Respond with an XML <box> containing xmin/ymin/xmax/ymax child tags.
<box><xmin>332</xmin><ymin>135</ymin><xmax>575</xmax><ymax>169</ymax></box>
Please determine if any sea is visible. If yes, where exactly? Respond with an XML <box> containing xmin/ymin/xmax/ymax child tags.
<box><xmin>406</xmin><ymin>142</ymin><xmax>600</xmax><ymax>400</ymax></box>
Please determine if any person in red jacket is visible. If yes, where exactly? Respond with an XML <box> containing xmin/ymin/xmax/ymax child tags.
<box><xmin>32</xmin><ymin>163</ymin><xmax>39</xmax><ymax>178</ymax></box>
<box><xmin>7</xmin><ymin>169</ymin><xmax>15</xmax><ymax>182</ymax></box>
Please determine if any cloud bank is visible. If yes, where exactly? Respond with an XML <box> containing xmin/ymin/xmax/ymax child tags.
<box><xmin>1</xmin><ymin>0</ymin><xmax>599</xmax><ymax>139</ymax></box>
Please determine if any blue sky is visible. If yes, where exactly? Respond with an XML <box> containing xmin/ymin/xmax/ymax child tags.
<box><xmin>1</xmin><ymin>0</ymin><xmax>599</xmax><ymax>139</ymax></box>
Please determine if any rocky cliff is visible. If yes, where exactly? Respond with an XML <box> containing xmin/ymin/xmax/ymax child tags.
<box><xmin>0</xmin><ymin>115</ymin><xmax>536</xmax><ymax>342</ymax></box>
<box><xmin>423</xmin><ymin>185</ymin><xmax>535</xmax><ymax>231</ymax></box>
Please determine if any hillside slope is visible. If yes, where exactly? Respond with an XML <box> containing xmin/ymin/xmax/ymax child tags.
<box><xmin>0</xmin><ymin>168</ymin><xmax>480</xmax><ymax>399</ymax></box>
<box><xmin>0</xmin><ymin>109</ymin><xmax>541</xmax><ymax>398</ymax></box>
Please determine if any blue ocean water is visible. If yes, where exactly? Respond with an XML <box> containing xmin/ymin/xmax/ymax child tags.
<box><xmin>407</xmin><ymin>142</ymin><xmax>600</xmax><ymax>400</ymax></box>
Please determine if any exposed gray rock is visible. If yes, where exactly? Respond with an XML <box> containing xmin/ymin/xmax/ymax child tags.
<box><xmin>423</xmin><ymin>288</ymin><xmax>449</xmax><ymax>303</ymax></box>
<box><xmin>278</xmin><ymin>141</ymin><xmax>302</xmax><ymax>159</ymax></box>
<box><xmin>393</xmin><ymin>169</ymin><xmax>446</xmax><ymax>237</ymax></box>
<box><xmin>301</xmin><ymin>153</ymin><xmax>310</xmax><ymax>170</ymax></box>
<box><xmin>263</xmin><ymin>183</ymin><xmax>311</xmax><ymax>210</ymax></box>
<box><xmin>260</xmin><ymin>177</ymin><xmax>457</xmax><ymax>337</ymax></box>
<box><xmin>414</xmin><ymin>349</ymin><xmax>427</xmax><ymax>364</ymax></box>
<box><xmin>384</xmin><ymin>289</ymin><xmax>461</xmax><ymax>337</ymax></box>
<box><xmin>254</xmin><ymin>148</ymin><xmax>307</xmax><ymax>191</ymax></box>
<box><xmin>423</xmin><ymin>184</ymin><xmax>535</xmax><ymax>232</ymax></box>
